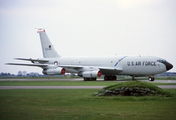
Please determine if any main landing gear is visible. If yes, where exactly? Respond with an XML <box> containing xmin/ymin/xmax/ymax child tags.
<box><xmin>131</xmin><ymin>75</ymin><xmax>155</xmax><ymax>81</ymax></box>
<box><xmin>104</xmin><ymin>75</ymin><xmax>117</xmax><ymax>81</ymax></box>
<box><xmin>132</xmin><ymin>76</ymin><xmax>137</xmax><ymax>81</ymax></box>
<box><xmin>83</xmin><ymin>77</ymin><xmax>97</xmax><ymax>81</ymax></box>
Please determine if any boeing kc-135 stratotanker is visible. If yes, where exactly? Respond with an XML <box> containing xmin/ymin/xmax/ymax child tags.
<box><xmin>6</xmin><ymin>28</ymin><xmax>173</xmax><ymax>81</ymax></box>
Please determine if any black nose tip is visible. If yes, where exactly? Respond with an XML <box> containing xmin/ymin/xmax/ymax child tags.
<box><xmin>166</xmin><ymin>62</ymin><xmax>173</xmax><ymax>70</ymax></box>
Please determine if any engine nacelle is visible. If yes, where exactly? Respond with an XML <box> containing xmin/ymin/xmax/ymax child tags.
<box><xmin>79</xmin><ymin>71</ymin><xmax>102</xmax><ymax>78</ymax></box>
<box><xmin>42</xmin><ymin>67</ymin><xmax>66</xmax><ymax>75</ymax></box>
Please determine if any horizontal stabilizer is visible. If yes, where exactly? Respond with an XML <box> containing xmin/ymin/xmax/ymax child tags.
<box><xmin>15</xmin><ymin>58</ymin><xmax>49</xmax><ymax>62</ymax></box>
<box><xmin>6</xmin><ymin>63</ymin><xmax>48</xmax><ymax>67</ymax></box>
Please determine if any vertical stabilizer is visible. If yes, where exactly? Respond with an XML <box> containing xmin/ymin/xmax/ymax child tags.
<box><xmin>37</xmin><ymin>28</ymin><xmax>60</xmax><ymax>58</ymax></box>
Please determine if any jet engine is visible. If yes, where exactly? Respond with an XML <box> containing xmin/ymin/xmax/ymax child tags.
<box><xmin>78</xmin><ymin>70</ymin><xmax>102</xmax><ymax>78</ymax></box>
<box><xmin>42</xmin><ymin>67</ymin><xmax>66</xmax><ymax>75</ymax></box>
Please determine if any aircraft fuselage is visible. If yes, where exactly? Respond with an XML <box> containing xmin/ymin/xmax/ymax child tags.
<box><xmin>44</xmin><ymin>55</ymin><xmax>172</xmax><ymax>76</ymax></box>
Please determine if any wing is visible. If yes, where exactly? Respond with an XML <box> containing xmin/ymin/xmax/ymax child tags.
<box><xmin>99</xmin><ymin>67</ymin><xmax>123</xmax><ymax>74</ymax></box>
<box><xmin>59</xmin><ymin>65</ymin><xmax>123</xmax><ymax>75</ymax></box>
<box><xmin>58</xmin><ymin>65</ymin><xmax>83</xmax><ymax>69</ymax></box>
<box><xmin>7</xmin><ymin>59</ymin><xmax>123</xmax><ymax>75</ymax></box>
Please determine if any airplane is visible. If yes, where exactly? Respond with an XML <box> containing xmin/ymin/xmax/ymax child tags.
<box><xmin>6</xmin><ymin>28</ymin><xmax>173</xmax><ymax>81</ymax></box>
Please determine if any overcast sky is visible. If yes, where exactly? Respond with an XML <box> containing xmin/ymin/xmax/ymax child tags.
<box><xmin>0</xmin><ymin>0</ymin><xmax>176</xmax><ymax>74</ymax></box>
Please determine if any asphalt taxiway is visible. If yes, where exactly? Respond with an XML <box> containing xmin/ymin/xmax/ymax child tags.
<box><xmin>0</xmin><ymin>85</ymin><xmax>176</xmax><ymax>89</ymax></box>
<box><xmin>0</xmin><ymin>79</ymin><xmax>176</xmax><ymax>89</ymax></box>
<box><xmin>1</xmin><ymin>78</ymin><xmax>176</xmax><ymax>83</ymax></box>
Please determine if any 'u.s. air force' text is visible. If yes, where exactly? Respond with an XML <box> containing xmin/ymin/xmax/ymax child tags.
<box><xmin>127</xmin><ymin>61</ymin><xmax>156</xmax><ymax>66</ymax></box>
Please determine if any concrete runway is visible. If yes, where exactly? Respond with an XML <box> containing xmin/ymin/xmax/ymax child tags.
<box><xmin>0</xmin><ymin>79</ymin><xmax>176</xmax><ymax>89</ymax></box>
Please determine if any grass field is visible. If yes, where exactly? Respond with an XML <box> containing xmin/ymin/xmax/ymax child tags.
<box><xmin>0</xmin><ymin>89</ymin><xmax>176</xmax><ymax>120</ymax></box>
<box><xmin>0</xmin><ymin>80</ymin><xmax>176</xmax><ymax>120</ymax></box>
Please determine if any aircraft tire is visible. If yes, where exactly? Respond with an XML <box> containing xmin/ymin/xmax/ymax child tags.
<box><xmin>104</xmin><ymin>76</ymin><xmax>108</xmax><ymax>80</ymax></box>
<box><xmin>104</xmin><ymin>75</ymin><xmax>116</xmax><ymax>81</ymax></box>
<box><xmin>151</xmin><ymin>77</ymin><xmax>155</xmax><ymax>81</ymax></box>
<box><xmin>113</xmin><ymin>76</ymin><xmax>117</xmax><ymax>80</ymax></box>
<box><xmin>148</xmin><ymin>77</ymin><xmax>152</xmax><ymax>81</ymax></box>
<box><xmin>148</xmin><ymin>76</ymin><xmax>155</xmax><ymax>81</ymax></box>
<box><xmin>84</xmin><ymin>77</ymin><xmax>97</xmax><ymax>81</ymax></box>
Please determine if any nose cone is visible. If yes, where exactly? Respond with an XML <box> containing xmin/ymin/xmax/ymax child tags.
<box><xmin>165</xmin><ymin>62</ymin><xmax>173</xmax><ymax>71</ymax></box>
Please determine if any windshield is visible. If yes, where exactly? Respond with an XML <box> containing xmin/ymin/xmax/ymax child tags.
<box><xmin>157</xmin><ymin>59</ymin><xmax>166</xmax><ymax>63</ymax></box>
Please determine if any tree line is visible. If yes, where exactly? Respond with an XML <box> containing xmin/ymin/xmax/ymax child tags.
<box><xmin>0</xmin><ymin>71</ymin><xmax>40</xmax><ymax>77</ymax></box>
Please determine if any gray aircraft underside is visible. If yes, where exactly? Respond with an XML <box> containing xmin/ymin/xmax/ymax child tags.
<box><xmin>6</xmin><ymin>28</ymin><xmax>173</xmax><ymax>81</ymax></box>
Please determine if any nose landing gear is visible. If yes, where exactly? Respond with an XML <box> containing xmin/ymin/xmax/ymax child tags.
<box><xmin>148</xmin><ymin>76</ymin><xmax>155</xmax><ymax>81</ymax></box>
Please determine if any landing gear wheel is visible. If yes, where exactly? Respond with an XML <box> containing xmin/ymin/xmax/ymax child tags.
<box><xmin>104</xmin><ymin>76</ymin><xmax>108</xmax><ymax>80</ymax></box>
<box><xmin>132</xmin><ymin>76</ymin><xmax>137</xmax><ymax>81</ymax></box>
<box><xmin>104</xmin><ymin>75</ymin><xmax>117</xmax><ymax>81</ymax></box>
<box><xmin>148</xmin><ymin>76</ymin><xmax>155</xmax><ymax>81</ymax></box>
<box><xmin>84</xmin><ymin>77</ymin><xmax>97</xmax><ymax>81</ymax></box>
<box><xmin>151</xmin><ymin>77</ymin><xmax>155</xmax><ymax>81</ymax></box>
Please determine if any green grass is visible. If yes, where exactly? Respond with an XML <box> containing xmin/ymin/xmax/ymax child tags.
<box><xmin>0</xmin><ymin>81</ymin><xmax>116</xmax><ymax>86</ymax></box>
<box><xmin>99</xmin><ymin>81</ymin><xmax>172</xmax><ymax>96</ymax></box>
<box><xmin>0</xmin><ymin>81</ymin><xmax>176</xmax><ymax>86</ymax></box>
<box><xmin>104</xmin><ymin>81</ymin><xmax>167</xmax><ymax>90</ymax></box>
<box><xmin>0</xmin><ymin>89</ymin><xmax>176</xmax><ymax>120</ymax></box>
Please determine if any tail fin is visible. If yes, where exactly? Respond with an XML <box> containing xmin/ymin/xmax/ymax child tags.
<box><xmin>37</xmin><ymin>28</ymin><xmax>60</xmax><ymax>58</ymax></box>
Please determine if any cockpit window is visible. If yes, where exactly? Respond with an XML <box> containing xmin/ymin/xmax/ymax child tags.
<box><xmin>157</xmin><ymin>59</ymin><xmax>167</xmax><ymax>63</ymax></box>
